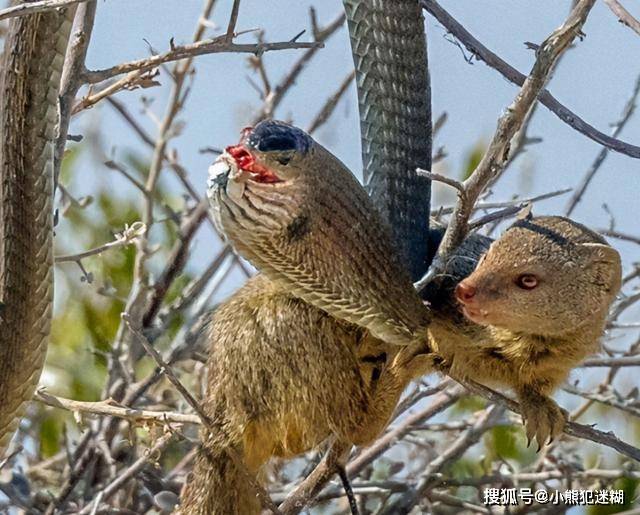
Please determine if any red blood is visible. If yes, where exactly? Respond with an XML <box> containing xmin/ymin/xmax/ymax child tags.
<box><xmin>226</xmin><ymin>144</ymin><xmax>281</xmax><ymax>183</ymax></box>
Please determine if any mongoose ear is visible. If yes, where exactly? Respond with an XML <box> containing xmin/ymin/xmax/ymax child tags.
<box><xmin>578</xmin><ymin>243</ymin><xmax>620</xmax><ymax>265</ymax></box>
<box><xmin>578</xmin><ymin>243</ymin><xmax>622</xmax><ymax>292</ymax></box>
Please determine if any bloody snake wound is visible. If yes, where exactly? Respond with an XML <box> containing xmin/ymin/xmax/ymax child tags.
<box><xmin>225</xmin><ymin>144</ymin><xmax>282</xmax><ymax>184</ymax></box>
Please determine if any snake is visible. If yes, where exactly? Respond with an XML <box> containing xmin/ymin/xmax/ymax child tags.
<box><xmin>0</xmin><ymin>0</ymin><xmax>432</xmax><ymax>456</ymax></box>
<box><xmin>208</xmin><ymin>120</ymin><xmax>431</xmax><ymax>345</ymax></box>
<box><xmin>208</xmin><ymin>0</ymin><xmax>433</xmax><ymax>344</ymax></box>
<box><xmin>0</xmin><ymin>4</ymin><xmax>75</xmax><ymax>454</ymax></box>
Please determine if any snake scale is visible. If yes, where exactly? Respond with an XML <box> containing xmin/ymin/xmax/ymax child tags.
<box><xmin>343</xmin><ymin>0</ymin><xmax>432</xmax><ymax>281</ymax></box>
<box><xmin>0</xmin><ymin>0</ymin><xmax>432</xmax><ymax>470</ymax></box>
<box><xmin>0</xmin><ymin>2</ymin><xmax>75</xmax><ymax>455</ymax></box>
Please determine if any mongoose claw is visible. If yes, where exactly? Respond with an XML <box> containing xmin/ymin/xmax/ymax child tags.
<box><xmin>391</xmin><ymin>343</ymin><xmax>447</xmax><ymax>380</ymax></box>
<box><xmin>519</xmin><ymin>393</ymin><xmax>567</xmax><ymax>450</ymax></box>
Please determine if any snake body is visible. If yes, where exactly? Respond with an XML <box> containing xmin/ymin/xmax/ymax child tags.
<box><xmin>343</xmin><ymin>0</ymin><xmax>432</xmax><ymax>281</ymax></box>
<box><xmin>208</xmin><ymin>120</ymin><xmax>430</xmax><ymax>345</ymax></box>
<box><xmin>0</xmin><ymin>4</ymin><xmax>75</xmax><ymax>454</ymax></box>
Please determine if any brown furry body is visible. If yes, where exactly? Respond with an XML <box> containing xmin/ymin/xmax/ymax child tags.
<box><xmin>178</xmin><ymin>275</ymin><xmax>428</xmax><ymax>514</ymax></box>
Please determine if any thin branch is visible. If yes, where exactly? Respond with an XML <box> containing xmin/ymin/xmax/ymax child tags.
<box><xmin>599</xmin><ymin>227</ymin><xmax>640</xmax><ymax>245</ymax></box>
<box><xmin>54</xmin><ymin>222</ymin><xmax>146</xmax><ymax>263</ymax></box>
<box><xmin>279</xmin><ymin>440</ymin><xmax>351</xmax><ymax>514</ymax></box>
<box><xmin>458</xmin><ymin>378</ymin><xmax>640</xmax><ymax>462</ymax></box>
<box><xmin>581</xmin><ymin>355</ymin><xmax>640</xmax><ymax>367</ymax></box>
<box><xmin>603</xmin><ymin>0</ymin><xmax>640</xmax><ymax>37</ymax></box>
<box><xmin>468</xmin><ymin>203</ymin><xmax>528</xmax><ymax>230</ymax></box>
<box><xmin>35</xmin><ymin>390</ymin><xmax>201</xmax><ymax>425</ymax></box>
<box><xmin>252</xmin><ymin>11</ymin><xmax>346</xmax><ymax>123</ymax></box>
<box><xmin>307</xmin><ymin>70</ymin><xmax>355</xmax><ymax>134</ymax></box>
<box><xmin>226</xmin><ymin>0</ymin><xmax>242</xmax><ymax>42</ymax></box>
<box><xmin>566</xmin><ymin>72</ymin><xmax>640</xmax><ymax>215</ymax></box>
<box><xmin>77</xmin><ymin>432</ymin><xmax>174</xmax><ymax>515</ymax></box>
<box><xmin>83</xmin><ymin>36</ymin><xmax>322</xmax><ymax>85</ymax></box>
<box><xmin>432</xmin><ymin>188</ymin><xmax>572</xmax><ymax>216</ymax></box>
<box><xmin>0</xmin><ymin>0</ymin><xmax>89</xmax><ymax>21</ymax></box>
<box><xmin>421</xmin><ymin>0</ymin><xmax>640</xmax><ymax>159</ymax></box>
<box><xmin>55</xmin><ymin>1</ymin><xmax>97</xmax><ymax>185</ymax></box>
<box><xmin>381</xmin><ymin>406</ymin><xmax>503</xmax><ymax>513</ymax></box>
<box><xmin>124</xmin><ymin>316</ymin><xmax>212</xmax><ymax>426</ymax></box>
<box><xmin>417</xmin><ymin>168</ymin><xmax>465</xmax><ymax>194</ymax></box>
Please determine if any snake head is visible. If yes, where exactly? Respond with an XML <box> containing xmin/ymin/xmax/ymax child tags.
<box><xmin>207</xmin><ymin>120</ymin><xmax>312</xmax><ymax>238</ymax></box>
<box><xmin>208</xmin><ymin>120</ymin><xmax>310</xmax><ymax>192</ymax></box>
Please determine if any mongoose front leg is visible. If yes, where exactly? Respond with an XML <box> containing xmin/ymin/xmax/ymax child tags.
<box><xmin>517</xmin><ymin>385</ymin><xmax>568</xmax><ymax>450</ymax></box>
<box><xmin>391</xmin><ymin>341</ymin><xmax>450</xmax><ymax>380</ymax></box>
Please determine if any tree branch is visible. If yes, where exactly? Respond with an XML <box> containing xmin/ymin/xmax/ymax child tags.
<box><xmin>603</xmin><ymin>0</ymin><xmax>640</xmax><ymax>37</ymax></box>
<box><xmin>83</xmin><ymin>36</ymin><xmax>322</xmax><ymax>85</ymax></box>
<box><xmin>35</xmin><ymin>390</ymin><xmax>201</xmax><ymax>426</ymax></box>
<box><xmin>0</xmin><ymin>0</ymin><xmax>90</xmax><ymax>21</ymax></box>
<box><xmin>421</xmin><ymin>0</ymin><xmax>640</xmax><ymax>159</ymax></box>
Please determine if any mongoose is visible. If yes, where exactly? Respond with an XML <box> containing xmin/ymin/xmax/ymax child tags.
<box><xmin>426</xmin><ymin>215</ymin><xmax>622</xmax><ymax>447</ymax></box>
<box><xmin>178</xmin><ymin>121</ymin><xmax>435</xmax><ymax>514</ymax></box>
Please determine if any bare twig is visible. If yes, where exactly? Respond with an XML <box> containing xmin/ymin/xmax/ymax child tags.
<box><xmin>83</xmin><ymin>36</ymin><xmax>322</xmax><ymax>85</ymax></box>
<box><xmin>581</xmin><ymin>355</ymin><xmax>640</xmax><ymax>367</ymax></box>
<box><xmin>417</xmin><ymin>168</ymin><xmax>465</xmax><ymax>194</ymax></box>
<box><xmin>252</xmin><ymin>11</ymin><xmax>346</xmax><ymax>123</ymax></box>
<box><xmin>566</xmin><ymin>72</ymin><xmax>640</xmax><ymax>215</ymax></box>
<box><xmin>226</xmin><ymin>0</ymin><xmax>242</xmax><ymax>41</ymax></box>
<box><xmin>35</xmin><ymin>390</ymin><xmax>201</xmax><ymax>425</ymax></box>
<box><xmin>458</xmin><ymin>378</ymin><xmax>640</xmax><ymax>461</ymax></box>
<box><xmin>380</xmin><ymin>406</ymin><xmax>503</xmax><ymax>513</ymax></box>
<box><xmin>599</xmin><ymin>228</ymin><xmax>640</xmax><ymax>245</ymax></box>
<box><xmin>432</xmin><ymin>188</ymin><xmax>572</xmax><ymax>216</ymax></box>
<box><xmin>307</xmin><ymin>70</ymin><xmax>355</xmax><ymax>134</ymax></box>
<box><xmin>54</xmin><ymin>222</ymin><xmax>145</xmax><ymax>263</ymax></box>
<box><xmin>55</xmin><ymin>1</ymin><xmax>97</xmax><ymax>185</ymax></box>
<box><xmin>279</xmin><ymin>440</ymin><xmax>351</xmax><ymax>514</ymax></box>
<box><xmin>0</xmin><ymin>0</ymin><xmax>89</xmax><ymax>21</ymax></box>
<box><xmin>603</xmin><ymin>0</ymin><xmax>640</xmax><ymax>37</ymax></box>
<box><xmin>124</xmin><ymin>316</ymin><xmax>212</xmax><ymax>426</ymax></box>
<box><xmin>78</xmin><ymin>432</ymin><xmax>174</xmax><ymax>514</ymax></box>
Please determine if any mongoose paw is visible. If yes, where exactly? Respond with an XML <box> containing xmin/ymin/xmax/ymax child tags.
<box><xmin>519</xmin><ymin>394</ymin><xmax>567</xmax><ymax>451</ymax></box>
<box><xmin>392</xmin><ymin>343</ymin><xmax>448</xmax><ymax>380</ymax></box>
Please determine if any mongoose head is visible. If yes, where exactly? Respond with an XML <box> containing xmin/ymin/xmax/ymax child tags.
<box><xmin>455</xmin><ymin>216</ymin><xmax>622</xmax><ymax>337</ymax></box>
<box><xmin>206</xmin><ymin>119</ymin><xmax>430</xmax><ymax>345</ymax></box>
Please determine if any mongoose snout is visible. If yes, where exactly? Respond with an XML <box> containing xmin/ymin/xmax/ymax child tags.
<box><xmin>454</xmin><ymin>281</ymin><xmax>476</xmax><ymax>303</ymax></box>
<box><xmin>454</xmin><ymin>279</ymin><xmax>491</xmax><ymax>323</ymax></box>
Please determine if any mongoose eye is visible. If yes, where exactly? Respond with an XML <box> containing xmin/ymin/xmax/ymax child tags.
<box><xmin>515</xmin><ymin>274</ymin><xmax>538</xmax><ymax>290</ymax></box>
